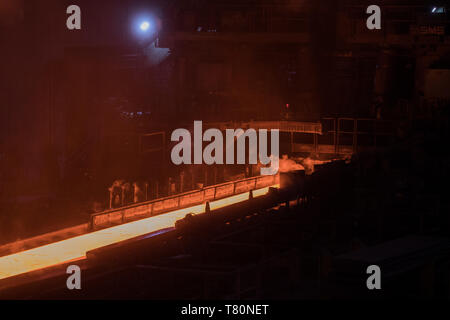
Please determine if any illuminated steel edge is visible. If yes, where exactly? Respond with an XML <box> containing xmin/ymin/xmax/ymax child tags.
<box><xmin>0</xmin><ymin>175</ymin><xmax>279</xmax><ymax>281</ymax></box>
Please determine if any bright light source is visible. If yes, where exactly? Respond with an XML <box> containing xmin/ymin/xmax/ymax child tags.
<box><xmin>131</xmin><ymin>13</ymin><xmax>162</xmax><ymax>41</ymax></box>
<box><xmin>431</xmin><ymin>6</ymin><xmax>445</xmax><ymax>13</ymax></box>
<box><xmin>140</xmin><ymin>21</ymin><xmax>150</xmax><ymax>31</ymax></box>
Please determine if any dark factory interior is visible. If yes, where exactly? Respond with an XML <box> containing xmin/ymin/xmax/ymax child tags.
<box><xmin>0</xmin><ymin>0</ymin><xmax>450</xmax><ymax>302</ymax></box>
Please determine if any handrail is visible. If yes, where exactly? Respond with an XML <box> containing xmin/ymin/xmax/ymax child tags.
<box><xmin>90</xmin><ymin>174</ymin><xmax>279</xmax><ymax>231</ymax></box>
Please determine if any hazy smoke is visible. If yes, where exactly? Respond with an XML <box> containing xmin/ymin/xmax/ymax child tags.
<box><xmin>278</xmin><ymin>155</ymin><xmax>305</xmax><ymax>173</ymax></box>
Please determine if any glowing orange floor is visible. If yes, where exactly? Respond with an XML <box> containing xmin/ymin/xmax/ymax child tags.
<box><xmin>0</xmin><ymin>186</ymin><xmax>277</xmax><ymax>281</ymax></box>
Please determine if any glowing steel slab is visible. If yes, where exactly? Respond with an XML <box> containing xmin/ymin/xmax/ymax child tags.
<box><xmin>0</xmin><ymin>185</ymin><xmax>277</xmax><ymax>281</ymax></box>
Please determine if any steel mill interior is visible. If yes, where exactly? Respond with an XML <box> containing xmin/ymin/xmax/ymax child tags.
<box><xmin>0</xmin><ymin>0</ymin><xmax>450</xmax><ymax>302</ymax></box>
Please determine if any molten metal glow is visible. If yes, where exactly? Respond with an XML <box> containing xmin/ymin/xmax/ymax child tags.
<box><xmin>209</xmin><ymin>192</ymin><xmax>251</xmax><ymax>211</ymax></box>
<box><xmin>0</xmin><ymin>185</ymin><xmax>277</xmax><ymax>280</ymax></box>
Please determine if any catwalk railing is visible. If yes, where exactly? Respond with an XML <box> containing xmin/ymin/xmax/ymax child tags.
<box><xmin>90</xmin><ymin>174</ymin><xmax>280</xmax><ymax>231</ymax></box>
<box><xmin>286</xmin><ymin>117</ymin><xmax>396</xmax><ymax>155</ymax></box>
